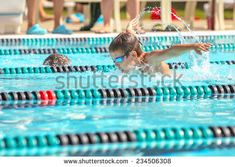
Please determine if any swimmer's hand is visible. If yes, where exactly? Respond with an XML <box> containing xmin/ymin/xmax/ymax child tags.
<box><xmin>193</xmin><ymin>43</ymin><xmax>211</xmax><ymax>55</ymax></box>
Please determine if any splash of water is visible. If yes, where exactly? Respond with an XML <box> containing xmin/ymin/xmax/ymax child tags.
<box><xmin>170</xmin><ymin>12</ymin><xmax>211</xmax><ymax>71</ymax></box>
<box><xmin>133</xmin><ymin>6</ymin><xmax>211</xmax><ymax>74</ymax></box>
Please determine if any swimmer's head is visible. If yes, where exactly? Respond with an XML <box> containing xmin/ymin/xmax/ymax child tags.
<box><xmin>43</xmin><ymin>53</ymin><xmax>71</xmax><ymax>67</ymax></box>
<box><xmin>109</xmin><ymin>32</ymin><xmax>143</xmax><ymax>72</ymax></box>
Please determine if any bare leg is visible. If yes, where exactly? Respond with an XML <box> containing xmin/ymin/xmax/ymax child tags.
<box><xmin>127</xmin><ymin>0</ymin><xmax>140</xmax><ymax>20</ymax></box>
<box><xmin>53</xmin><ymin>0</ymin><xmax>64</xmax><ymax>29</ymax></box>
<box><xmin>101</xmin><ymin>0</ymin><xmax>114</xmax><ymax>26</ymax></box>
<box><xmin>52</xmin><ymin>0</ymin><xmax>72</xmax><ymax>34</ymax></box>
<box><xmin>27</xmin><ymin>0</ymin><xmax>38</xmax><ymax>28</ymax></box>
<box><xmin>127</xmin><ymin>0</ymin><xmax>144</xmax><ymax>34</ymax></box>
<box><xmin>76</xmin><ymin>3</ymin><xmax>84</xmax><ymax>13</ymax></box>
<box><xmin>93</xmin><ymin>0</ymin><xmax>114</xmax><ymax>33</ymax></box>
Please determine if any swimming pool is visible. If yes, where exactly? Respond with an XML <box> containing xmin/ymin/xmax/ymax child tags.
<box><xmin>0</xmin><ymin>31</ymin><xmax>235</xmax><ymax>156</ymax></box>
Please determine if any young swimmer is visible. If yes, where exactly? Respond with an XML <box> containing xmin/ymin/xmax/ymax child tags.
<box><xmin>109</xmin><ymin>21</ymin><xmax>211</xmax><ymax>75</ymax></box>
<box><xmin>43</xmin><ymin>53</ymin><xmax>71</xmax><ymax>67</ymax></box>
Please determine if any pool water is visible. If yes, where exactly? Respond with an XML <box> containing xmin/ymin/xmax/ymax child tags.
<box><xmin>1</xmin><ymin>97</ymin><xmax>235</xmax><ymax>135</ymax></box>
<box><xmin>0</xmin><ymin>33</ymin><xmax>235</xmax><ymax>156</ymax></box>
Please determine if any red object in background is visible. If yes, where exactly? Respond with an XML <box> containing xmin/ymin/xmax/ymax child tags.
<box><xmin>151</xmin><ymin>7</ymin><xmax>178</xmax><ymax>20</ymax></box>
<box><xmin>194</xmin><ymin>16</ymin><xmax>200</xmax><ymax>20</ymax></box>
<box><xmin>151</xmin><ymin>7</ymin><xmax>161</xmax><ymax>20</ymax></box>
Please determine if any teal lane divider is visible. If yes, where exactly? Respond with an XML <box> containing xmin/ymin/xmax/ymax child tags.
<box><xmin>0</xmin><ymin>94</ymin><xmax>234</xmax><ymax>111</ymax></box>
<box><xmin>0</xmin><ymin>43</ymin><xmax>235</xmax><ymax>55</ymax></box>
<box><xmin>0</xmin><ymin>34</ymin><xmax>235</xmax><ymax>46</ymax></box>
<box><xmin>0</xmin><ymin>125</ymin><xmax>235</xmax><ymax>156</ymax></box>
<box><xmin>0</xmin><ymin>84</ymin><xmax>235</xmax><ymax>102</ymax></box>
<box><xmin>0</xmin><ymin>65</ymin><xmax>116</xmax><ymax>74</ymax></box>
<box><xmin>1</xmin><ymin>60</ymin><xmax>234</xmax><ymax>75</ymax></box>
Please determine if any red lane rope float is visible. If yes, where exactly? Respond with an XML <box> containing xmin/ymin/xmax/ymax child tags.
<box><xmin>46</xmin><ymin>90</ymin><xmax>56</xmax><ymax>100</ymax></box>
<box><xmin>39</xmin><ymin>91</ymin><xmax>48</xmax><ymax>100</ymax></box>
<box><xmin>46</xmin><ymin>90</ymin><xmax>56</xmax><ymax>105</ymax></box>
<box><xmin>39</xmin><ymin>90</ymin><xmax>49</xmax><ymax>106</ymax></box>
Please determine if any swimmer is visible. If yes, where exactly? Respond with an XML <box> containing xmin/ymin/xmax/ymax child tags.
<box><xmin>43</xmin><ymin>53</ymin><xmax>71</xmax><ymax>67</ymax></box>
<box><xmin>109</xmin><ymin>19</ymin><xmax>211</xmax><ymax>75</ymax></box>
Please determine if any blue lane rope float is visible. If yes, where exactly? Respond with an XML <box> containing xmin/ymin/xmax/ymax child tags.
<box><xmin>0</xmin><ymin>84</ymin><xmax>235</xmax><ymax>104</ymax></box>
<box><xmin>0</xmin><ymin>34</ymin><xmax>235</xmax><ymax>46</ymax></box>
<box><xmin>1</xmin><ymin>94</ymin><xmax>234</xmax><ymax>111</ymax></box>
<box><xmin>1</xmin><ymin>60</ymin><xmax>234</xmax><ymax>75</ymax></box>
<box><xmin>0</xmin><ymin>125</ymin><xmax>235</xmax><ymax>156</ymax></box>
<box><xmin>0</xmin><ymin>43</ymin><xmax>235</xmax><ymax>56</ymax></box>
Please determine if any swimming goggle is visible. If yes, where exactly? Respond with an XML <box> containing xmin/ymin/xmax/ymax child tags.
<box><xmin>113</xmin><ymin>40</ymin><xmax>142</xmax><ymax>64</ymax></box>
<box><xmin>113</xmin><ymin>55</ymin><xmax>126</xmax><ymax>63</ymax></box>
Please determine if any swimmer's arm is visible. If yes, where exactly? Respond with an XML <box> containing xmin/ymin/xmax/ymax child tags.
<box><xmin>149</xmin><ymin>43</ymin><xmax>211</xmax><ymax>62</ymax></box>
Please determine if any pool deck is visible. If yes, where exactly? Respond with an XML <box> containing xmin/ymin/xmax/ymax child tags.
<box><xmin>20</xmin><ymin>19</ymin><xmax>235</xmax><ymax>35</ymax></box>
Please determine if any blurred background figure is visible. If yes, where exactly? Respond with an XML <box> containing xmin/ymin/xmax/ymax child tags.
<box><xmin>26</xmin><ymin>0</ymin><xmax>72</xmax><ymax>35</ymax></box>
<box><xmin>93</xmin><ymin>0</ymin><xmax>143</xmax><ymax>33</ymax></box>
<box><xmin>204</xmin><ymin>0</ymin><xmax>235</xmax><ymax>29</ymax></box>
<box><xmin>4</xmin><ymin>0</ymin><xmax>234</xmax><ymax>34</ymax></box>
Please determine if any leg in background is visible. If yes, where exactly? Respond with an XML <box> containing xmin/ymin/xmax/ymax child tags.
<box><xmin>27</xmin><ymin>0</ymin><xmax>38</xmax><ymax>29</ymax></box>
<box><xmin>127</xmin><ymin>0</ymin><xmax>144</xmax><ymax>34</ymax></box>
<box><xmin>102</xmin><ymin>0</ymin><xmax>113</xmax><ymax>26</ymax></box>
<box><xmin>52</xmin><ymin>0</ymin><xmax>72</xmax><ymax>34</ymax></box>
<box><xmin>76</xmin><ymin>3</ymin><xmax>84</xmax><ymax>13</ymax></box>
<box><xmin>53</xmin><ymin>0</ymin><xmax>64</xmax><ymax>29</ymax></box>
<box><xmin>93</xmin><ymin>0</ymin><xmax>114</xmax><ymax>33</ymax></box>
<box><xmin>204</xmin><ymin>2</ymin><xmax>213</xmax><ymax>29</ymax></box>
<box><xmin>127</xmin><ymin>0</ymin><xmax>140</xmax><ymax>20</ymax></box>
<box><xmin>26</xmin><ymin>0</ymin><xmax>47</xmax><ymax>34</ymax></box>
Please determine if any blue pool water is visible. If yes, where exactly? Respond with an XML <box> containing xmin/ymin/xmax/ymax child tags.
<box><xmin>1</xmin><ymin>97</ymin><xmax>235</xmax><ymax>136</ymax></box>
<box><xmin>0</xmin><ymin>33</ymin><xmax>235</xmax><ymax>156</ymax></box>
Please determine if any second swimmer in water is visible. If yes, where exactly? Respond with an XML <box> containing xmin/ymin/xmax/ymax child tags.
<box><xmin>43</xmin><ymin>53</ymin><xmax>71</xmax><ymax>67</ymax></box>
